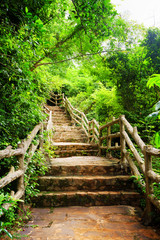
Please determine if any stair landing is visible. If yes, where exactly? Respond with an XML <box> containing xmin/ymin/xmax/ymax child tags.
<box><xmin>19</xmin><ymin>206</ymin><xmax>160</xmax><ymax>240</ymax></box>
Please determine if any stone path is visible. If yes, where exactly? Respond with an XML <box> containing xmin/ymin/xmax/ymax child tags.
<box><xmin>19</xmin><ymin>206</ymin><xmax>160</xmax><ymax>240</ymax></box>
<box><xmin>18</xmin><ymin>105</ymin><xmax>160</xmax><ymax>239</ymax></box>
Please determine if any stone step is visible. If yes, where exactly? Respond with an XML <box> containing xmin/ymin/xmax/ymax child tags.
<box><xmin>38</xmin><ymin>175</ymin><xmax>134</xmax><ymax>191</ymax></box>
<box><xmin>32</xmin><ymin>190</ymin><xmax>140</xmax><ymax>208</ymax></box>
<box><xmin>53</xmin><ymin>123</ymin><xmax>72</xmax><ymax>126</ymax></box>
<box><xmin>52</xmin><ymin>111</ymin><xmax>66</xmax><ymax>114</ymax></box>
<box><xmin>47</xmin><ymin>156</ymin><xmax>126</xmax><ymax>176</ymax></box>
<box><xmin>52</xmin><ymin>142</ymin><xmax>98</xmax><ymax>150</ymax></box>
<box><xmin>53</xmin><ymin>126</ymin><xmax>83</xmax><ymax>131</ymax></box>
<box><xmin>53</xmin><ymin>133</ymin><xmax>87</xmax><ymax>139</ymax></box>
<box><xmin>54</xmin><ymin>126</ymin><xmax>82</xmax><ymax>131</ymax></box>
<box><xmin>52</xmin><ymin>120</ymin><xmax>71</xmax><ymax>124</ymax></box>
<box><xmin>52</xmin><ymin>116</ymin><xmax>70</xmax><ymax>120</ymax></box>
<box><xmin>54</xmin><ymin>149</ymin><xmax>98</xmax><ymax>157</ymax></box>
<box><xmin>50</xmin><ymin>106</ymin><xmax>65</xmax><ymax>110</ymax></box>
<box><xmin>45</xmin><ymin>106</ymin><xmax>64</xmax><ymax>112</ymax></box>
<box><xmin>53</xmin><ymin>133</ymin><xmax>87</xmax><ymax>138</ymax></box>
<box><xmin>53</xmin><ymin>137</ymin><xmax>88</xmax><ymax>143</ymax></box>
<box><xmin>52</xmin><ymin>114</ymin><xmax>67</xmax><ymax>118</ymax></box>
<box><xmin>52</xmin><ymin>112</ymin><xmax>66</xmax><ymax>115</ymax></box>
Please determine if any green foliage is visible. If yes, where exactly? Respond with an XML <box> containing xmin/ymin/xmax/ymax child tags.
<box><xmin>0</xmin><ymin>193</ymin><xmax>19</xmax><ymax>239</ymax></box>
<box><xmin>0</xmin><ymin>0</ymin><xmax>121</xmax><ymax>151</ymax></box>
<box><xmin>152</xmin><ymin>156</ymin><xmax>160</xmax><ymax>200</ymax></box>
<box><xmin>0</xmin><ymin>221</ymin><xmax>13</xmax><ymax>239</ymax></box>
<box><xmin>154</xmin><ymin>132</ymin><xmax>160</xmax><ymax>148</ymax></box>
<box><xmin>147</xmin><ymin>74</ymin><xmax>160</xmax><ymax>88</ymax></box>
<box><xmin>25</xmin><ymin>149</ymin><xmax>48</xmax><ymax>202</ymax></box>
<box><xmin>107</xmin><ymin>48</ymin><xmax>156</xmax><ymax>114</ymax></box>
<box><xmin>91</xmin><ymin>86</ymin><xmax>123</xmax><ymax>122</ymax></box>
<box><xmin>142</xmin><ymin>28</ymin><xmax>160</xmax><ymax>74</ymax></box>
<box><xmin>146</xmin><ymin>73</ymin><xmax>160</xmax><ymax>147</ymax></box>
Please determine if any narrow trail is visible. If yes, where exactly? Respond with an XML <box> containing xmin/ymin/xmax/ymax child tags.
<box><xmin>19</xmin><ymin>105</ymin><xmax>160</xmax><ymax>240</ymax></box>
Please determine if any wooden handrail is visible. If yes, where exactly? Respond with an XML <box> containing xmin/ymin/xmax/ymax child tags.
<box><xmin>120</xmin><ymin>115</ymin><xmax>145</xmax><ymax>153</ymax></box>
<box><xmin>51</xmin><ymin>93</ymin><xmax>160</xmax><ymax>223</ymax></box>
<box><xmin>1</xmin><ymin>92</ymin><xmax>160</xmax><ymax>223</ymax></box>
<box><xmin>38</xmin><ymin>93</ymin><xmax>160</xmax><ymax>223</ymax></box>
<box><xmin>64</xmin><ymin>97</ymin><xmax>100</xmax><ymax>143</ymax></box>
<box><xmin>0</xmin><ymin>107</ymin><xmax>53</xmax><ymax>216</ymax></box>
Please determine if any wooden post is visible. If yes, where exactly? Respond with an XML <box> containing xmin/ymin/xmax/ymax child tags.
<box><xmin>81</xmin><ymin>113</ymin><xmax>84</xmax><ymax>128</ymax></box>
<box><xmin>144</xmin><ymin>145</ymin><xmax>153</xmax><ymax>225</ymax></box>
<box><xmin>88</xmin><ymin>122</ymin><xmax>91</xmax><ymax>143</ymax></box>
<box><xmin>17</xmin><ymin>142</ymin><xmax>25</xmax><ymax>211</ymax></box>
<box><xmin>39</xmin><ymin>125</ymin><xmax>44</xmax><ymax>149</ymax></box>
<box><xmin>62</xmin><ymin>93</ymin><xmax>65</xmax><ymax>106</ymax></box>
<box><xmin>55</xmin><ymin>95</ymin><xmax>57</xmax><ymax>106</ymax></box>
<box><xmin>92</xmin><ymin>120</ymin><xmax>95</xmax><ymax>143</ymax></box>
<box><xmin>106</xmin><ymin>126</ymin><xmax>112</xmax><ymax>158</ymax></box>
<box><xmin>120</xmin><ymin>115</ymin><xmax>127</xmax><ymax>169</ymax></box>
<box><xmin>99</xmin><ymin>128</ymin><xmax>102</xmax><ymax>156</ymax></box>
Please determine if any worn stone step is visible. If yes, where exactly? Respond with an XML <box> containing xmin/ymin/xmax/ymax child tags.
<box><xmin>54</xmin><ymin>149</ymin><xmax>98</xmax><ymax>157</ymax></box>
<box><xmin>38</xmin><ymin>175</ymin><xmax>134</xmax><ymax>191</ymax></box>
<box><xmin>52</xmin><ymin>122</ymin><xmax>72</xmax><ymax>126</ymax></box>
<box><xmin>52</xmin><ymin>112</ymin><xmax>66</xmax><ymax>116</ymax></box>
<box><xmin>53</xmin><ymin>123</ymin><xmax>72</xmax><ymax>126</ymax></box>
<box><xmin>32</xmin><ymin>191</ymin><xmax>140</xmax><ymax>208</ymax></box>
<box><xmin>52</xmin><ymin>115</ymin><xmax>68</xmax><ymax>119</ymax></box>
<box><xmin>45</xmin><ymin>106</ymin><xmax>64</xmax><ymax>112</ymax></box>
<box><xmin>52</xmin><ymin>120</ymin><xmax>71</xmax><ymax>124</ymax></box>
<box><xmin>52</xmin><ymin>142</ymin><xmax>98</xmax><ymax>150</ymax></box>
<box><xmin>54</xmin><ymin>126</ymin><xmax>82</xmax><ymax>132</ymax></box>
<box><xmin>53</xmin><ymin>134</ymin><xmax>87</xmax><ymax>140</ymax></box>
<box><xmin>47</xmin><ymin>156</ymin><xmax>127</xmax><ymax>176</ymax></box>
<box><xmin>53</xmin><ymin>137</ymin><xmax>88</xmax><ymax>143</ymax></box>
<box><xmin>52</xmin><ymin>111</ymin><xmax>66</xmax><ymax>115</ymax></box>
<box><xmin>53</xmin><ymin>128</ymin><xmax>84</xmax><ymax>133</ymax></box>
<box><xmin>53</xmin><ymin>133</ymin><xmax>87</xmax><ymax>139</ymax></box>
<box><xmin>52</xmin><ymin>116</ymin><xmax>70</xmax><ymax>121</ymax></box>
<box><xmin>52</xmin><ymin>115</ymin><xmax>69</xmax><ymax>118</ymax></box>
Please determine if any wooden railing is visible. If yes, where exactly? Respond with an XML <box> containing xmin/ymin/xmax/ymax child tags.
<box><xmin>63</xmin><ymin>95</ymin><xmax>100</xmax><ymax>143</ymax></box>
<box><xmin>53</xmin><ymin>93</ymin><xmax>160</xmax><ymax>223</ymax></box>
<box><xmin>1</xmin><ymin>93</ymin><xmax>160</xmax><ymax>224</ymax></box>
<box><xmin>0</xmin><ymin>106</ymin><xmax>53</xmax><ymax>215</ymax></box>
<box><xmin>47</xmin><ymin>93</ymin><xmax>64</xmax><ymax>106</ymax></box>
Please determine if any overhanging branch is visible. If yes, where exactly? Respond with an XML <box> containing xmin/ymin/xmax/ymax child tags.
<box><xmin>33</xmin><ymin>49</ymin><xmax>128</xmax><ymax>68</ymax></box>
<box><xmin>31</xmin><ymin>24</ymin><xmax>83</xmax><ymax>71</ymax></box>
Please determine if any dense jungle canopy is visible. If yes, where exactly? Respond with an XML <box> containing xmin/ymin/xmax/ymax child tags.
<box><xmin>0</xmin><ymin>0</ymin><xmax>160</xmax><ymax>148</ymax></box>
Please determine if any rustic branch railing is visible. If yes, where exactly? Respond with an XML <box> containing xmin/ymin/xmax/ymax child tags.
<box><xmin>0</xmin><ymin>107</ymin><xmax>53</xmax><ymax>216</ymax></box>
<box><xmin>47</xmin><ymin>93</ymin><xmax>63</xmax><ymax>106</ymax></box>
<box><xmin>62</xmin><ymin>95</ymin><xmax>99</xmax><ymax>143</ymax></box>
<box><xmin>1</xmin><ymin>92</ymin><xmax>160</xmax><ymax>224</ymax></box>
<box><xmin>52</xmin><ymin>93</ymin><xmax>160</xmax><ymax>223</ymax></box>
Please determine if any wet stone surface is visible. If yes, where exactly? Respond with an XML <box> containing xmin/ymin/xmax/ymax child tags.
<box><xmin>19</xmin><ymin>206</ymin><xmax>160</xmax><ymax>240</ymax></box>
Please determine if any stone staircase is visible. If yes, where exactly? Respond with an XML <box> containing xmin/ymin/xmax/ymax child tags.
<box><xmin>32</xmin><ymin>106</ymin><xmax>141</xmax><ymax>208</ymax></box>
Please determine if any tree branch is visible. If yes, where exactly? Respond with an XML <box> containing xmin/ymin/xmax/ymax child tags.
<box><xmin>32</xmin><ymin>50</ymin><xmax>127</xmax><ymax>68</ymax></box>
<box><xmin>30</xmin><ymin>24</ymin><xmax>83</xmax><ymax>71</ymax></box>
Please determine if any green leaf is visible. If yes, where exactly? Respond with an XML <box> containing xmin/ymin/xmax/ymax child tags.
<box><xmin>25</xmin><ymin>7</ymin><xmax>28</xmax><ymax>13</ymax></box>
<box><xmin>3</xmin><ymin>229</ymin><xmax>13</xmax><ymax>239</ymax></box>
<box><xmin>147</xmin><ymin>74</ymin><xmax>160</xmax><ymax>88</ymax></box>
<box><xmin>147</xmin><ymin>111</ymin><xmax>159</xmax><ymax>120</ymax></box>
<box><xmin>155</xmin><ymin>132</ymin><xmax>160</xmax><ymax>148</ymax></box>
<box><xmin>0</xmin><ymin>193</ymin><xmax>5</xmax><ymax>205</ymax></box>
<box><xmin>155</xmin><ymin>101</ymin><xmax>160</xmax><ymax>111</ymax></box>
